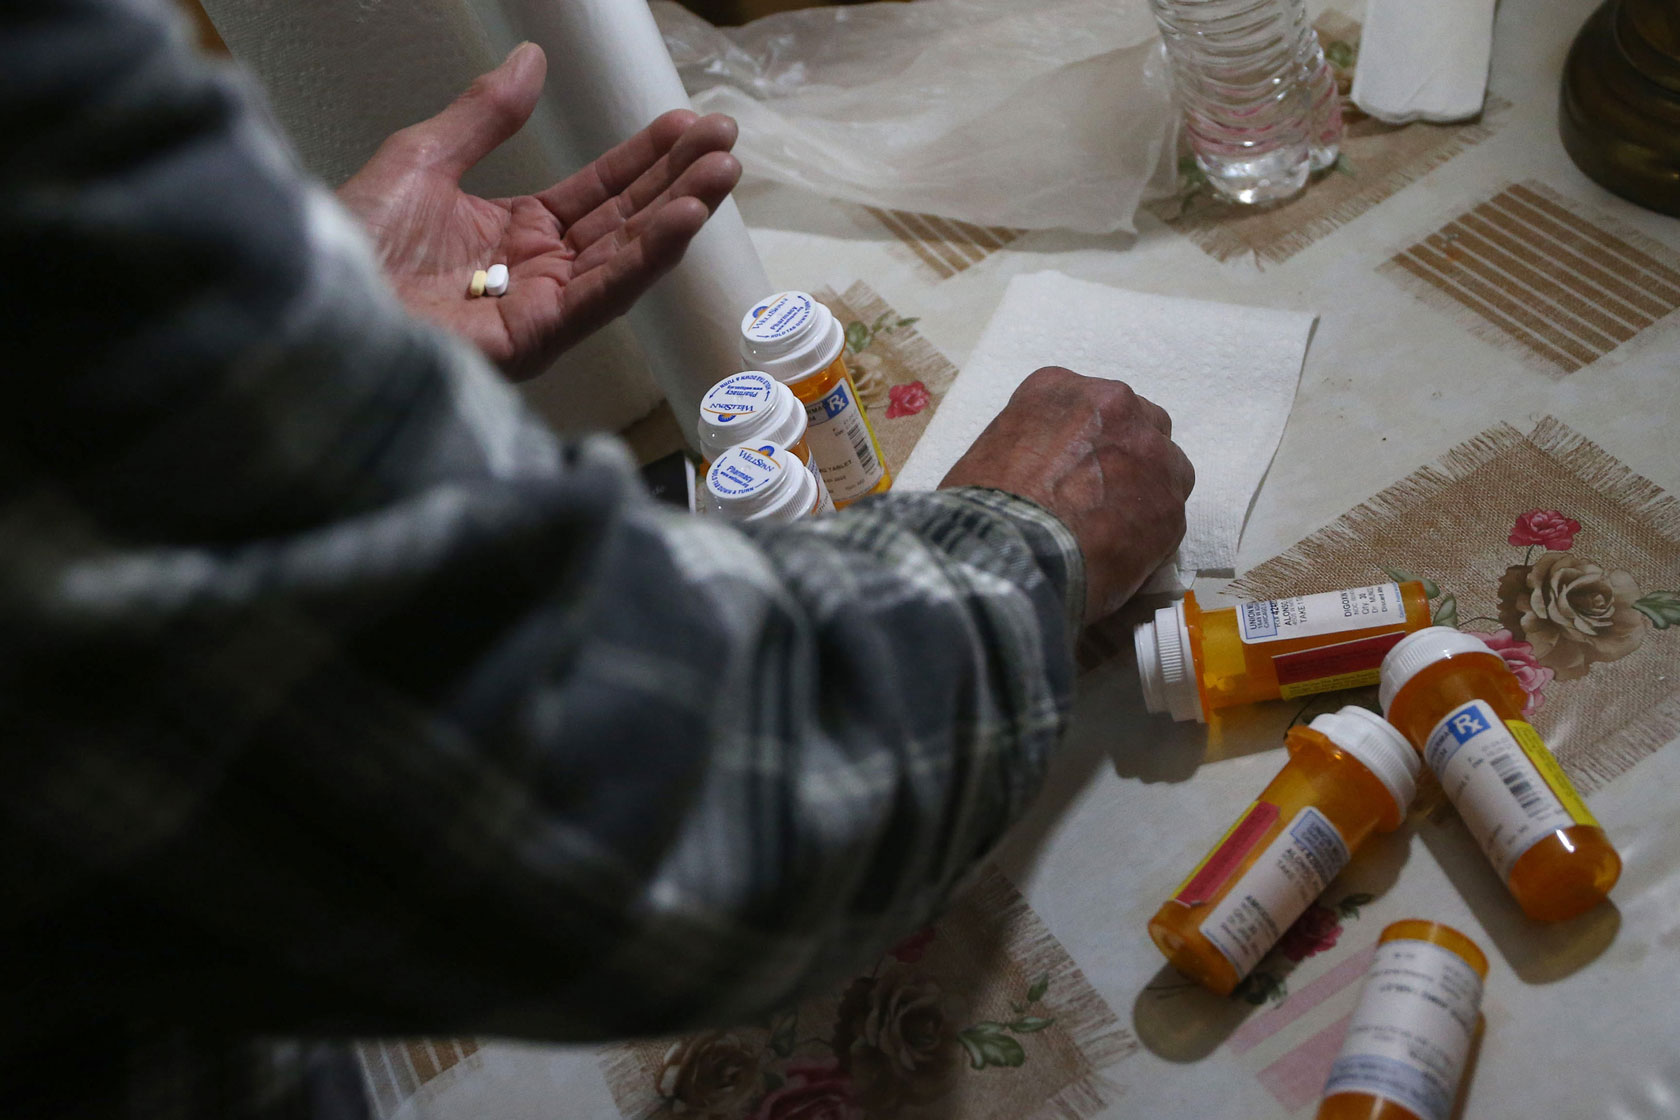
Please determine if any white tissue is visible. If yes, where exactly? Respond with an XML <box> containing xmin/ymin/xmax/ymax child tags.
<box><xmin>1350</xmin><ymin>0</ymin><xmax>1497</xmax><ymax>124</ymax></box>
<box><xmin>895</xmin><ymin>272</ymin><xmax>1314</xmax><ymax>574</ymax></box>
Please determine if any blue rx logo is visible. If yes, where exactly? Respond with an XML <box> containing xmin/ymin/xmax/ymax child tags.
<box><xmin>1448</xmin><ymin>709</ymin><xmax>1488</xmax><ymax>743</ymax></box>
<box><xmin>821</xmin><ymin>387</ymin><xmax>850</xmax><ymax>419</ymax></box>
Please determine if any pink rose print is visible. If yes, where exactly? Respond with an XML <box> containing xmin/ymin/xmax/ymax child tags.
<box><xmin>1474</xmin><ymin>629</ymin><xmax>1554</xmax><ymax>716</ymax></box>
<box><xmin>886</xmin><ymin>381</ymin><xmax>931</xmax><ymax>419</ymax></box>
<box><xmin>888</xmin><ymin>927</ymin><xmax>936</xmax><ymax>964</ymax></box>
<box><xmin>1277</xmin><ymin>904</ymin><xmax>1342</xmax><ymax>963</ymax></box>
<box><xmin>1508</xmin><ymin>509</ymin><xmax>1581</xmax><ymax>551</ymax></box>
<box><xmin>751</xmin><ymin>1060</ymin><xmax>863</xmax><ymax>1120</ymax></box>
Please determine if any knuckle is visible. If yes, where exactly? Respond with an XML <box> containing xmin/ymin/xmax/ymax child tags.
<box><xmin>1016</xmin><ymin>365</ymin><xmax>1077</xmax><ymax>403</ymax></box>
<box><xmin>1027</xmin><ymin>365</ymin><xmax>1078</xmax><ymax>389</ymax></box>
<box><xmin>1095</xmin><ymin>379</ymin><xmax>1140</xmax><ymax>417</ymax></box>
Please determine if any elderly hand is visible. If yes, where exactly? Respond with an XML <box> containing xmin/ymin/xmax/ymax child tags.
<box><xmin>337</xmin><ymin>43</ymin><xmax>742</xmax><ymax>381</ymax></box>
<box><xmin>939</xmin><ymin>367</ymin><xmax>1194</xmax><ymax>623</ymax></box>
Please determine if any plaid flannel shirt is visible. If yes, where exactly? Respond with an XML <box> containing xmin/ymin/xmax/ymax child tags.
<box><xmin>0</xmin><ymin>1</ymin><xmax>1085</xmax><ymax>1116</ymax></box>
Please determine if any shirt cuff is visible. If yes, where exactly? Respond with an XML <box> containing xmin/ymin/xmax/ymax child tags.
<box><xmin>935</xmin><ymin>486</ymin><xmax>1087</xmax><ymax>642</ymax></box>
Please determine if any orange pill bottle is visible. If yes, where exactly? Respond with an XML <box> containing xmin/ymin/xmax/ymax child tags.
<box><xmin>739</xmin><ymin>292</ymin><xmax>891</xmax><ymax>508</ymax></box>
<box><xmin>1135</xmin><ymin>581</ymin><xmax>1433</xmax><ymax>722</ymax></box>
<box><xmin>1318</xmin><ymin>920</ymin><xmax>1488</xmax><ymax>1120</ymax></box>
<box><xmin>1149</xmin><ymin>706</ymin><xmax>1419</xmax><ymax>996</ymax></box>
<box><xmin>1380</xmin><ymin>628</ymin><xmax>1620</xmax><ymax>921</ymax></box>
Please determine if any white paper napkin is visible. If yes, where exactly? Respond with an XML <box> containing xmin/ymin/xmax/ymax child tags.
<box><xmin>895</xmin><ymin>272</ymin><xmax>1314</xmax><ymax>575</ymax></box>
<box><xmin>1350</xmin><ymin>0</ymin><xmax>1497</xmax><ymax>124</ymax></box>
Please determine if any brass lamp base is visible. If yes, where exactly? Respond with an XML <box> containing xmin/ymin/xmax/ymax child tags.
<box><xmin>1559</xmin><ymin>0</ymin><xmax>1680</xmax><ymax>216</ymax></box>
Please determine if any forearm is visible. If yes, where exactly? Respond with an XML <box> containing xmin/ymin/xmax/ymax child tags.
<box><xmin>0</xmin><ymin>0</ymin><xmax>1086</xmax><ymax>1045</ymax></box>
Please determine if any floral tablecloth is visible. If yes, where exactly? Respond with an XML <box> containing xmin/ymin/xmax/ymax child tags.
<box><xmin>357</xmin><ymin>0</ymin><xmax>1680</xmax><ymax>1116</ymax></box>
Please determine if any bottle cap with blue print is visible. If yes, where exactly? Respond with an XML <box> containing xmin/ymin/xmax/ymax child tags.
<box><xmin>739</xmin><ymin>292</ymin><xmax>845</xmax><ymax>385</ymax></box>
<box><xmin>697</xmin><ymin>372</ymin><xmax>809</xmax><ymax>462</ymax></box>
<box><xmin>705</xmin><ymin>444</ymin><xmax>820</xmax><ymax>524</ymax></box>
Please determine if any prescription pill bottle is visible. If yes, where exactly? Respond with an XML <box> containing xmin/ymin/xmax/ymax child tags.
<box><xmin>1149</xmin><ymin>706</ymin><xmax>1420</xmax><ymax>995</ymax></box>
<box><xmin>697</xmin><ymin>372</ymin><xmax>835</xmax><ymax>515</ymax></box>
<box><xmin>739</xmin><ymin>292</ymin><xmax>891</xmax><ymax>507</ymax></box>
<box><xmin>706</xmin><ymin>443</ymin><xmax>825</xmax><ymax>524</ymax></box>
<box><xmin>1136</xmin><ymin>581</ymin><xmax>1433</xmax><ymax>722</ymax></box>
<box><xmin>1380</xmin><ymin>627</ymin><xmax>1620</xmax><ymax>921</ymax></box>
<box><xmin>1318</xmin><ymin>920</ymin><xmax>1488</xmax><ymax>1120</ymax></box>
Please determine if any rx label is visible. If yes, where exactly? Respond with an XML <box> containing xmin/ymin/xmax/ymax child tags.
<box><xmin>1447</xmin><ymin>709</ymin><xmax>1489</xmax><ymax>744</ymax></box>
<box><xmin>820</xmin><ymin>386</ymin><xmax>851</xmax><ymax>419</ymax></box>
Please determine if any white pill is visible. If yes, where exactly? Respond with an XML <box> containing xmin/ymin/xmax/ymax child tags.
<box><xmin>468</xmin><ymin>269</ymin><xmax>487</xmax><ymax>297</ymax></box>
<box><xmin>485</xmin><ymin>264</ymin><xmax>509</xmax><ymax>296</ymax></box>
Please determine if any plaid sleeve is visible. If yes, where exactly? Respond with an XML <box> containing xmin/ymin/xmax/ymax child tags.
<box><xmin>0</xmin><ymin>0</ymin><xmax>1085</xmax><ymax>1091</ymax></box>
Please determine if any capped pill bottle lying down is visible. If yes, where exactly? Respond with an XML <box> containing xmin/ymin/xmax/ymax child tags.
<box><xmin>697</xmin><ymin>372</ymin><xmax>833</xmax><ymax>515</ymax></box>
<box><xmin>739</xmin><ymin>292</ymin><xmax>891</xmax><ymax>508</ymax></box>
<box><xmin>1318</xmin><ymin>920</ymin><xmax>1487</xmax><ymax>1120</ymax></box>
<box><xmin>1135</xmin><ymin>581</ymin><xmax>1433</xmax><ymax>721</ymax></box>
<box><xmin>705</xmin><ymin>444</ymin><xmax>826</xmax><ymax>525</ymax></box>
<box><xmin>1380</xmin><ymin>627</ymin><xmax>1620</xmax><ymax>921</ymax></box>
<box><xmin>1149</xmin><ymin>706</ymin><xmax>1419</xmax><ymax>995</ymax></box>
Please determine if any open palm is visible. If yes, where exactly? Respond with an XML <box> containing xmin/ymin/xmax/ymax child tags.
<box><xmin>338</xmin><ymin>44</ymin><xmax>741</xmax><ymax>381</ymax></box>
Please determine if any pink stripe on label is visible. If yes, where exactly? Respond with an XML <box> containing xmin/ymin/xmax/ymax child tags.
<box><xmin>1228</xmin><ymin>944</ymin><xmax>1376</xmax><ymax>1055</ymax></box>
<box><xmin>1273</xmin><ymin>630</ymin><xmax>1408</xmax><ymax>687</ymax></box>
<box><xmin>1258</xmin><ymin>1013</ymin><xmax>1354</xmax><ymax>1113</ymax></box>
<box><xmin>1176</xmin><ymin>801</ymin><xmax>1280</xmax><ymax>906</ymax></box>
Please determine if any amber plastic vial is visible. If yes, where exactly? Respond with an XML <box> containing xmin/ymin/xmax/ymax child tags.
<box><xmin>1135</xmin><ymin>582</ymin><xmax>1432</xmax><ymax>722</ymax></box>
<box><xmin>1318</xmin><ymin>920</ymin><xmax>1488</xmax><ymax>1120</ymax></box>
<box><xmin>1149</xmin><ymin>706</ymin><xmax>1420</xmax><ymax>995</ymax></box>
<box><xmin>1380</xmin><ymin>627</ymin><xmax>1620</xmax><ymax>922</ymax></box>
<box><xmin>738</xmin><ymin>292</ymin><xmax>891</xmax><ymax>507</ymax></box>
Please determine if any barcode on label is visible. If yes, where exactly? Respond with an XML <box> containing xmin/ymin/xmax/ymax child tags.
<box><xmin>851</xmin><ymin>424</ymin><xmax>878</xmax><ymax>476</ymax></box>
<box><xmin>1488</xmin><ymin>750</ymin><xmax>1547</xmax><ymax>817</ymax></box>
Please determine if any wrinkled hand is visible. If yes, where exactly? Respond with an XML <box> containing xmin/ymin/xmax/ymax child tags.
<box><xmin>939</xmin><ymin>367</ymin><xmax>1194</xmax><ymax>623</ymax></box>
<box><xmin>338</xmin><ymin>43</ymin><xmax>742</xmax><ymax>380</ymax></box>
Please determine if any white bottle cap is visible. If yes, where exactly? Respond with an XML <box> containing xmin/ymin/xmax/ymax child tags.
<box><xmin>705</xmin><ymin>443</ymin><xmax>820</xmax><ymax>523</ymax></box>
<box><xmin>739</xmin><ymin>292</ymin><xmax>845</xmax><ymax>385</ymax></box>
<box><xmin>1378</xmin><ymin>627</ymin><xmax>1496</xmax><ymax>714</ymax></box>
<box><xmin>697</xmin><ymin>373</ymin><xmax>809</xmax><ymax>462</ymax></box>
<box><xmin>1133</xmin><ymin>600</ymin><xmax>1204</xmax><ymax>723</ymax></box>
<box><xmin>1307</xmin><ymin>706</ymin><xmax>1420</xmax><ymax>818</ymax></box>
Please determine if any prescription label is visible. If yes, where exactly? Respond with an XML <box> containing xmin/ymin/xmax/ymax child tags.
<box><xmin>1173</xmin><ymin>800</ymin><xmax>1279</xmax><ymax>906</ymax></box>
<box><xmin>803</xmin><ymin>377</ymin><xmax>885</xmax><ymax>503</ymax></box>
<box><xmin>1237</xmin><ymin>583</ymin><xmax>1407</xmax><ymax>644</ymax></box>
<box><xmin>1273</xmin><ymin>630</ymin><xmax>1411</xmax><ymax>699</ymax></box>
<box><xmin>1322</xmin><ymin>938</ymin><xmax>1483</xmax><ymax>1120</ymax></box>
<box><xmin>1198</xmin><ymin>806</ymin><xmax>1350</xmax><ymax>978</ymax></box>
<box><xmin>1424</xmin><ymin>700</ymin><xmax>1588</xmax><ymax>878</ymax></box>
<box><xmin>809</xmin><ymin>460</ymin><xmax>836</xmax><ymax>514</ymax></box>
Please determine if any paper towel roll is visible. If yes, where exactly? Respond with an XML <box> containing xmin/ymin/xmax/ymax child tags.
<box><xmin>494</xmin><ymin>0</ymin><xmax>772</xmax><ymax>448</ymax></box>
<box><xmin>202</xmin><ymin>0</ymin><xmax>771</xmax><ymax>446</ymax></box>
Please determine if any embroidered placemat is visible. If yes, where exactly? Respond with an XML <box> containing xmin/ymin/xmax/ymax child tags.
<box><xmin>1379</xmin><ymin>180</ymin><xmax>1680</xmax><ymax>374</ymax></box>
<box><xmin>1228</xmin><ymin>417</ymin><xmax>1680</xmax><ymax>794</ymax></box>
<box><xmin>855</xmin><ymin>206</ymin><xmax>1025</xmax><ymax>282</ymax></box>
<box><xmin>597</xmin><ymin>866</ymin><xmax>1137</xmax><ymax>1120</ymax></box>
<box><xmin>1148</xmin><ymin>12</ymin><xmax>1507</xmax><ymax>265</ymax></box>
<box><xmin>357</xmin><ymin>1038</ymin><xmax>481</xmax><ymax>1115</ymax></box>
<box><xmin>815</xmin><ymin>281</ymin><xmax>960</xmax><ymax>479</ymax></box>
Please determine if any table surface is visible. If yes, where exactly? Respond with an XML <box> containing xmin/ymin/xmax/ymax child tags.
<box><xmin>360</xmin><ymin>0</ymin><xmax>1680</xmax><ymax>1116</ymax></box>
